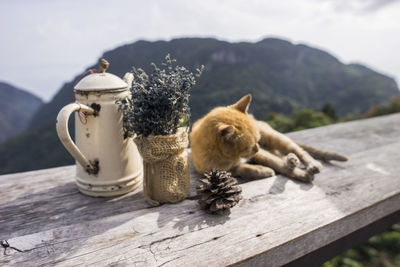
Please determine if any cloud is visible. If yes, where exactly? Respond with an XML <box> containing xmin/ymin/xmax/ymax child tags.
<box><xmin>321</xmin><ymin>0</ymin><xmax>400</xmax><ymax>14</ymax></box>
<box><xmin>0</xmin><ymin>0</ymin><xmax>399</xmax><ymax>100</ymax></box>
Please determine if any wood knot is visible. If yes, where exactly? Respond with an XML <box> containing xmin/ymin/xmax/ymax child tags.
<box><xmin>1</xmin><ymin>240</ymin><xmax>9</xmax><ymax>248</ymax></box>
<box><xmin>1</xmin><ymin>240</ymin><xmax>23</xmax><ymax>255</ymax></box>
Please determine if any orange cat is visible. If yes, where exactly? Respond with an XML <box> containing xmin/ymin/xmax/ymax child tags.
<box><xmin>190</xmin><ymin>94</ymin><xmax>347</xmax><ymax>182</ymax></box>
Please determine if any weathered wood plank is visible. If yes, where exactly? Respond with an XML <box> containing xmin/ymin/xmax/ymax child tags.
<box><xmin>2</xmin><ymin>144</ymin><xmax>400</xmax><ymax>266</ymax></box>
<box><xmin>1</xmin><ymin>114</ymin><xmax>400</xmax><ymax>266</ymax></box>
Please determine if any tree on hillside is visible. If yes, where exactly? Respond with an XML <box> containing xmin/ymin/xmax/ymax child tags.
<box><xmin>321</xmin><ymin>103</ymin><xmax>338</xmax><ymax>121</ymax></box>
<box><xmin>267</xmin><ymin>107</ymin><xmax>336</xmax><ymax>133</ymax></box>
<box><xmin>266</xmin><ymin>113</ymin><xmax>294</xmax><ymax>133</ymax></box>
<box><xmin>293</xmin><ymin>109</ymin><xmax>333</xmax><ymax>131</ymax></box>
<box><xmin>364</xmin><ymin>96</ymin><xmax>400</xmax><ymax>118</ymax></box>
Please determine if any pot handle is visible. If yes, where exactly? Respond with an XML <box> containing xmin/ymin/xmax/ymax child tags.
<box><xmin>56</xmin><ymin>103</ymin><xmax>98</xmax><ymax>174</ymax></box>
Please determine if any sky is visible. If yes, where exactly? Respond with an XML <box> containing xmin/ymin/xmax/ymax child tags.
<box><xmin>0</xmin><ymin>0</ymin><xmax>399</xmax><ymax>101</ymax></box>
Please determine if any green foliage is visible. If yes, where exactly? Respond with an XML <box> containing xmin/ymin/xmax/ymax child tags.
<box><xmin>118</xmin><ymin>54</ymin><xmax>204</xmax><ymax>137</ymax></box>
<box><xmin>293</xmin><ymin>109</ymin><xmax>333</xmax><ymax>131</ymax></box>
<box><xmin>342</xmin><ymin>109</ymin><xmax>363</xmax><ymax>122</ymax></box>
<box><xmin>267</xmin><ymin>105</ymin><xmax>335</xmax><ymax>133</ymax></box>
<box><xmin>266</xmin><ymin>113</ymin><xmax>294</xmax><ymax>133</ymax></box>
<box><xmin>322</xmin><ymin>103</ymin><xmax>338</xmax><ymax>121</ymax></box>
<box><xmin>323</xmin><ymin>224</ymin><xmax>400</xmax><ymax>267</ymax></box>
<box><xmin>364</xmin><ymin>96</ymin><xmax>400</xmax><ymax>118</ymax></box>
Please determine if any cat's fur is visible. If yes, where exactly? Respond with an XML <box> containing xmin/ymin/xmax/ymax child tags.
<box><xmin>190</xmin><ymin>94</ymin><xmax>348</xmax><ymax>182</ymax></box>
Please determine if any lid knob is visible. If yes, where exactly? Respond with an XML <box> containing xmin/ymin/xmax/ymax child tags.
<box><xmin>98</xmin><ymin>58</ymin><xmax>110</xmax><ymax>73</ymax></box>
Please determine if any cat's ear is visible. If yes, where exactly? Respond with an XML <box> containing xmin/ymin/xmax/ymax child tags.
<box><xmin>231</xmin><ymin>94</ymin><xmax>252</xmax><ymax>113</ymax></box>
<box><xmin>217</xmin><ymin>124</ymin><xmax>236</xmax><ymax>140</ymax></box>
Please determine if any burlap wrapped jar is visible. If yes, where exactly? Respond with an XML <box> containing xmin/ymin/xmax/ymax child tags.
<box><xmin>134</xmin><ymin>127</ymin><xmax>190</xmax><ymax>206</ymax></box>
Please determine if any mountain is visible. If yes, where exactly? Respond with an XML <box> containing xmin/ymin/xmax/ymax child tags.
<box><xmin>29</xmin><ymin>38</ymin><xmax>400</xmax><ymax>128</ymax></box>
<box><xmin>0</xmin><ymin>82</ymin><xmax>43</xmax><ymax>143</ymax></box>
<box><xmin>0</xmin><ymin>37</ymin><xmax>399</xmax><ymax>174</ymax></box>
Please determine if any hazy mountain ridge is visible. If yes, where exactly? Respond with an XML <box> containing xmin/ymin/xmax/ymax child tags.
<box><xmin>1</xmin><ymin>37</ymin><xmax>399</xmax><ymax>174</ymax></box>
<box><xmin>30</xmin><ymin>37</ymin><xmax>399</xmax><ymax>127</ymax></box>
<box><xmin>0</xmin><ymin>82</ymin><xmax>43</xmax><ymax>143</ymax></box>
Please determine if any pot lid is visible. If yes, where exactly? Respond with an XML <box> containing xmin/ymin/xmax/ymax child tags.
<box><xmin>74</xmin><ymin>59</ymin><xmax>128</xmax><ymax>91</ymax></box>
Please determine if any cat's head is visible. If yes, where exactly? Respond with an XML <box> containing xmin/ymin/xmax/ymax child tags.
<box><xmin>215</xmin><ymin>94</ymin><xmax>260</xmax><ymax>159</ymax></box>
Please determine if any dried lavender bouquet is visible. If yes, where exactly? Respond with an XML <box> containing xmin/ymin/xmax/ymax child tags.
<box><xmin>118</xmin><ymin>54</ymin><xmax>203</xmax><ymax>138</ymax></box>
<box><xmin>118</xmin><ymin>54</ymin><xmax>204</xmax><ymax>205</ymax></box>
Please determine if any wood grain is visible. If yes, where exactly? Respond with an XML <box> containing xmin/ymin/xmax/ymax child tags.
<box><xmin>1</xmin><ymin>113</ymin><xmax>400</xmax><ymax>267</ymax></box>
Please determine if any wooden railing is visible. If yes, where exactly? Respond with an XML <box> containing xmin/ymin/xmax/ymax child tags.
<box><xmin>1</xmin><ymin>113</ymin><xmax>400</xmax><ymax>267</ymax></box>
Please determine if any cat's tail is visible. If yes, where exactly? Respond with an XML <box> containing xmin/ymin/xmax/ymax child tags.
<box><xmin>297</xmin><ymin>143</ymin><xmax>348</xmax><ymax>162</ymax></box>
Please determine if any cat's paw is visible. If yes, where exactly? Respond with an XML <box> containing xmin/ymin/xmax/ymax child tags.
<box><xmin>291</xmin><ymin>167</ymin><xmax>314</xmax><ymax>183</ymax></box>
<box><xmin>285</xmin><ymin>153</ymin><xmax>300</xmax><ymax>170</ymax></box>
<box><xmin>303</xmin><ymin>172</ymin><xmax>315</xmax><ymax>183</ymax></box>
<box><xmin>306</xmin><ymin>161</ymin><xmax>322</xmax><ymax>175</ymax></box>
<box><xmin>256</xmin><ymin>166</ymin><xmax>275</xmax><ymax>178</ymax></box>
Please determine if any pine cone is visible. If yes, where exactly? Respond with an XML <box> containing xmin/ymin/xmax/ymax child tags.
<box><xmin>197</xmin><ymin>169</ymin><xmax>242</xmax><ymax>215</ymax></box>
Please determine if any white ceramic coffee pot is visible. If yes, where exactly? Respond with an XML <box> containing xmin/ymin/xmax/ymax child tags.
<box><xmin>56</xmin><ymin>59</ymin><xmax>142</xmax><ymax>197</ymax></box>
